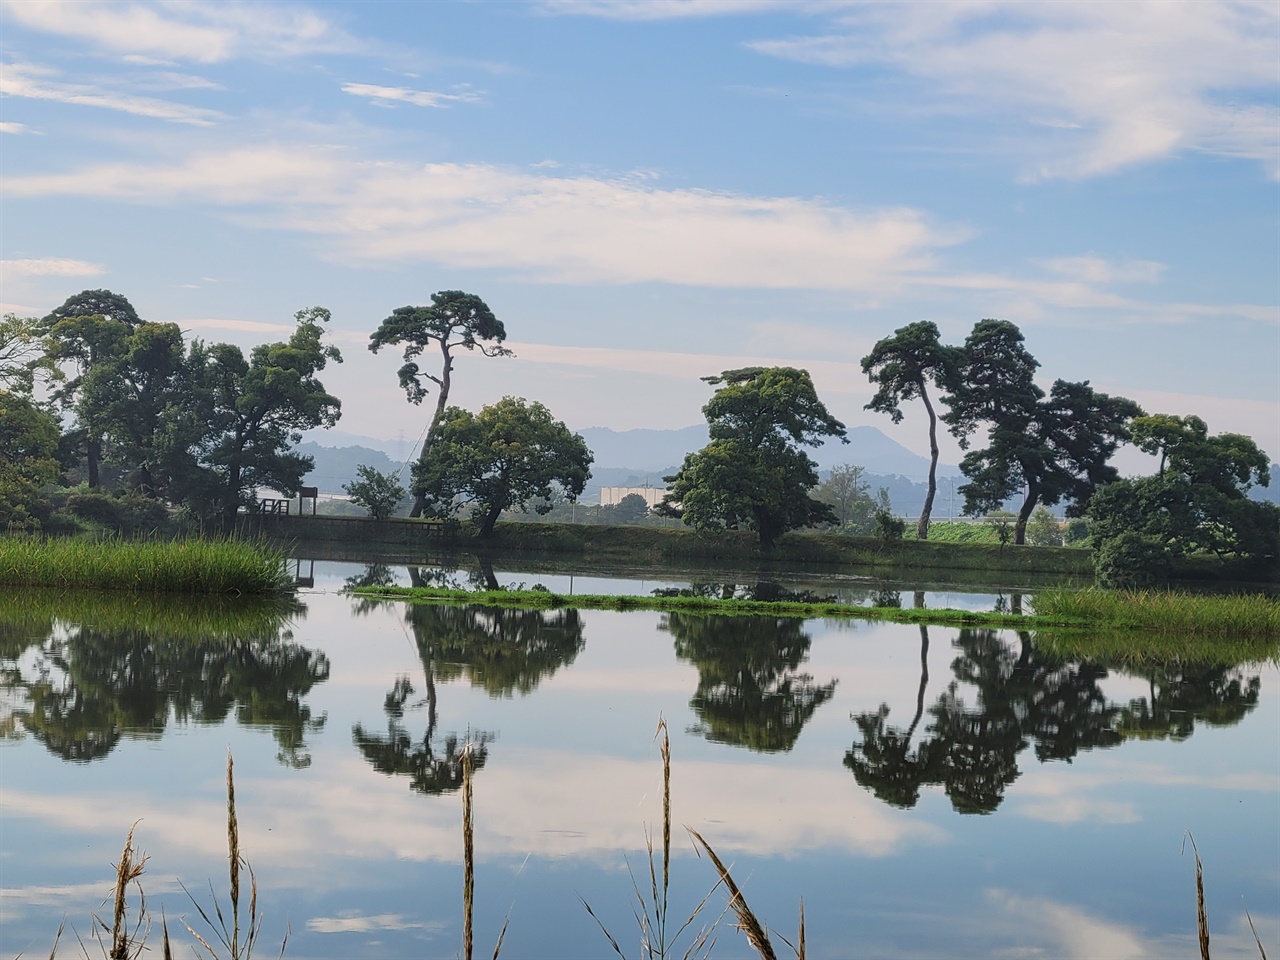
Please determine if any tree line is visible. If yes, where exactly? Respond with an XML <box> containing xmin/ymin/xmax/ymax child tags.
<box><xmin>3</xmin><ymin>290</ymin><xmax>1274</xmax><ymax>582</ymax></box>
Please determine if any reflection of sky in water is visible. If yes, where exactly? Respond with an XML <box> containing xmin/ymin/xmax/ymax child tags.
<box><xmin>2</xmin><ymin>567</ymin><xmax>1277</xmax><ymax>960</ymax></box>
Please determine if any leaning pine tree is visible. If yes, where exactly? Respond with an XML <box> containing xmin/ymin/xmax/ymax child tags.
<box><xmin>861</xmin><ymin>321</ymin><xmax>958</xmax><ymax>539</ymax></box>
<box><xmin>369</xmin><ymin>292</ymin><xmax>511</xmax><ymax>518</ymax></box>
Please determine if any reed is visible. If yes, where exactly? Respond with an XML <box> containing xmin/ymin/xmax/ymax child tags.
<box><xmin>1034</xmin><ymin>587</ymin><xmax>1280</xmax><ymax>639</ymax></box>
<box><xmin>0</xmin><ymin>537</ymin><xmax>292</xmax><ymax>595</ymax></box>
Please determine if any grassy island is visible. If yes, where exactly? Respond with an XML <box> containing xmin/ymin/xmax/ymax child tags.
<box><xmin>0</xmin><ymin>537</ymin><xmax>292</xmax><ymax>595</ymax></box>
<box><xmin>349</xmin><ymin>583</ymin><xmax>1280</xmax><ymax>642</ymax></box>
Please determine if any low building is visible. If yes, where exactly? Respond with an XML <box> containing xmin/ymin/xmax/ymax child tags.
<box><xmin>599</xmin><ymin>486</ymin><xmax>669</xmax><ymax>508</ymax></box>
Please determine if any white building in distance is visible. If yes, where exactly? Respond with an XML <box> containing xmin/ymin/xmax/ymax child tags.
<box><xmin>599</xmin><ymin>486</ymin><xmax>669</xmax><ymax>508</ymax></box>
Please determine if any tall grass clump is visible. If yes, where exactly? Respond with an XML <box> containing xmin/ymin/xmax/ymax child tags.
<box><xmin>0</xmin><ymin>537</ymin><xmax>292</xmax><ymax>594</ymax></box>
<box><xmin>1034</xmin><ymin>587</ymin><xmax>1280</xmax><ymax>639</ymax></box>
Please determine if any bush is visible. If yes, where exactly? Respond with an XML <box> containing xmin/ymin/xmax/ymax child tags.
<box><xmin>1093</xmin><ymin>530</ymin><xmax>1169</xmax><ymax>587</ymax></box>
<box><xmin>62</xmin><ymin>491</ymin><xmax>170</xmax><ymax>536</ymax></box>
<box><xmin>343</xmin><ymin>465</ymin><xmax>407</xmax><ymax>520</ymax></box>
<box><xmin>873</xmin><ymin>510</ymin><xmax>906</xmax><ymax>543</ymax></box>
<box><xmin>1026</xmin><ymin>506</ymin><xmax>1064</xmax><ymax>546</ymax></box>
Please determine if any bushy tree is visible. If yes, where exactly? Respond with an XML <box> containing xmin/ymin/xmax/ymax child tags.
<box><xmin>1088</xmin><ymin>415</ymin><xmax>1278</xmax><ymax>583</ymax></box>
<box><xmin>944</xmin><ymin>320</ymin><xmax>1142</xmax><ymax>545</ymax></box>
<box><xmin>369</xmin><ymin>292</ymin><xmax>511</xmax><ymax>517</ymax></box>
<box><xmin>660</xmin><ymin>367</ymin><xmax>847</xmax><ymax>549</ymax></box>
<box><xmin>415</xmin><ymin>397</ymin><xmax>592</xmax><ymax>537</ymax></box>
<box><xmin>1026</xmin><ymin>506</ymin><xmax>1064</xmax><ymax>546</ymax></box>
<box><xmin>0</xmin><ymin>391</ymin><xmax>60</xmax><ymax>530</ymax></box>
<box><xmin>612</xmin><ymin>492</ymin><xmax>650</xmax><ymax>524</ymax></box>
<box><xmin>344</xmin><ymin>465</ymin><xmax>407</xmax><ymax>519</ymax></box>
<box><xmin>180</xmin><ymin>307</ymin><xmax>343</xmax><ymax>526</ymax></box>
<box><xmin>862</xmin><ymin>321</ymin><xmax>958</xmax><ymax>539</ymax></box>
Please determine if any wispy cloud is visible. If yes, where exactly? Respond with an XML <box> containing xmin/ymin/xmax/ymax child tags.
<box><xmin>539</xmin><ymin>0</ymin><xmax>792</xmax><ymax>20</ymax></box>
<box><xmin>745</xmin><ymin>1</ymin><xmax>1280</xmax><ymax>180</ymax></box>
<box><xmin>1</xmin><ymin>258</ymin><xmax>106</xmax><ymax>277</ymax></box>
<box><xmin>5</xmin><ymin>145</ymin><xmax>960</xmax><ymax>292</ymax></box>
<box><xmin>342</xmin><ymin>82</ymin><xmax>482</xmax><ymax>109</ymax></box>
<box><xmin>984</xmin><ymin>889</ymin><xmax>1148</xmax><ymax>959</ymax></box>
<box><xmin>307</xmin><ymin>914</ymin><xmax>437</xmax><ymax>934</ymax></box>
<box><xmin>0</xmin><ymin>62</ymin><xmax>224</xmax><ymax>125</ymax></box>
<box><xmin>0</xmin><ymin>0</ymin><xmax>358</xmax><ymax>63</ymax></box>
<box><xmin>0</xmin><ymin>121</ymin><xmax>29</xmax><ymax>134</ymax></box>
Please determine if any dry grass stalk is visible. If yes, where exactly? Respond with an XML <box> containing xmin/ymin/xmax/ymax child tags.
<box><xmin>99</xmin><ymin>821</ymin><xmax>148</xmax><ymax>960</ymax></box>
<box><xmin>687</xmin><ymin>829</ymin><xmax>777</xmax><ymax>960</ymax></box>
<box><xmin>1184</xmin><ymin>833</ymin><xmax>1210</xmax><ymax>960</ymax></box>
<box><xmin>463</xmin><ymin>743</ymin><xmax>475</xmax><ymax>960</ymax></box>
<box><xmin>1246</xmin><ymin>911</ymin><xmax>1267</xmax><ymax>960</ymax></box>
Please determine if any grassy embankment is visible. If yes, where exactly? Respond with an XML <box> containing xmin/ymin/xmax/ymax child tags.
<box><xmin>351</xmin><ymin>583</ymin><xmax>1280</xmax><ymax>642</ymax></box>
<box><xmin>271</xmin><ymin>515</ymin><xmax>1097</xmax><ymax>576</ymax></box>
<box><xmin>0</xmin><ymin>536</ymin><xmax>292</xmax><ymax>594</ymax></box>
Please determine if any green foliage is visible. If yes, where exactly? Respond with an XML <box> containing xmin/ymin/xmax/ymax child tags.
<box><xmin>415</xmin><ymin>396</ymin><xmax>593</xmax><ymax>537</ymax></box>
<box><xmin>0</xmin><ymin>537</ymin><xmax>292</xmax><ymax>594</ymax></box>
<box><xmin>1064</xmin><ymin>517</ymin><xmax>1090</xmax><ymax>546</ymax></box>
<box><xmin>814</xmin><ymin>463</ymin><xmax>883</xmax><ymax>534</ymax></box>
<box><xmin>181</xmin><ymin>306</ymin><xmax>343</xmax><ymax>524</ymax></box>
<box><xmin>1088</xmin><ymin>416</ymin><xmax>1278</xmax><ymax>584</ymax></box>
<box><xmin>369</xmin><ymin>291</ymin><xmax>510</xmax><ymax>406</ymax></box>
<box><xmin>661</xmin><ymin>367</ymin><xmax>846</xmax><ymax>549</ymax></box>
<box><xmin>1026</xmin><ymin>506</ymin><xmax>1064</xmax><ymax>546</ymax></box>
<box><xmin>612</xmin><ymin>492</ymin><xmax>650</xmax><ymax>524</ymax></box>
<box><xmin>861</xmin><ymin>321</ymin><xmax>958</xmax><ymax>537</ymax></box>
<box><xmin>0</xmin><ymin>313</ymin><xmax>60</xmax><ymax>395</ymax></box>
<box><xmin>62</xmin><ymin>490</ymin><xmax>171</xmax><ymax>536</ymax></box>
<box><xmin>874</xmin><ymin>509</ymin><xmax>907</xmax><ymax>543</ymax></box>
<box><xmin>344</xmin><ymin>464</ymin><xmax>407</xmax><ymax>519</ymax></box>
<box><xmin>1033</xmin><ymin>587</ymin><xmax>1280</xmax><ymax>640</ymax></box>
<box><xmin>944</xmin><ymin>319</ymin><xmax>1143</xmax><ymax>544</ymax></box>
<box><xmin>0</xmin><ymin>391</ymin><xmax>60</xmax><ymax>531</ymax></box>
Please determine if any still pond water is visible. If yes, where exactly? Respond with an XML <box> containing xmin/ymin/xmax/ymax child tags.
<box><xmin>2</xmin><ymin>560</ymin><xmax>1277</xmax><ymax>959</ymax></box>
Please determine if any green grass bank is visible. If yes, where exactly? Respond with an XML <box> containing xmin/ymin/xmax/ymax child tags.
<box><xmin>0</xmin><ymin>536</ymin><xmax>293</xmax><ymax>595</ymax></box>
<box><xmin>350</xmin><ymin>583</ymin><xmax>1280</xmax><ymax>641</ymax></box>
<box><xmin>255</xmin><ymin>514</ymin><xmax>1097</xmax><ymax>577</ymax></box>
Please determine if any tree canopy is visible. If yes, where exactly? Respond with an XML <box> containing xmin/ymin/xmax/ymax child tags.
<box><xmin>416</xmin><ymin>396</ymin><xmax>592</xmax><ymax>537</ymax></box>
<box><xmin>944</xmin><ymin>320</ymin><xmax>1142</xmax><ymax>544</ymax></box>
<box><xmin>660</xmin><ymin>367</ymin><xmax>847</xmax><ymax>549</ymax></box>
<box><xmin>1088</xmin><ymin>414</ymin><xmax>1277</xmax><ymax>583</ymax></box>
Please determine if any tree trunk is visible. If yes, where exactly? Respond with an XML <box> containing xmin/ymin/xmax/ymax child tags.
<box><xmin>905</xmin><ymin>624</ymin><xmax>930</xmax><ymax>739</ymax></box>
<box><xmin>1014</xmin><ymin>486</ymin><xmax>1039</xmax><ymax>545</ymax></box>
<box><xmin>409</xmin><ymin>345</ymin><xmax>453</xmax><ymax>518</ymax></box>
<box><xmin>916</xmin><ymin>384</ymin><xmax>939</xmax><ymax>540</ymax></box>
<box><xmin>477</xmin><ymin>504</ymin><xmax>502</xmax><ymax>538</ymax></box>
<box><xmin>87</xmin><ymin>437</ymin><xmax>101</xmax><ymax>489</ymax></box>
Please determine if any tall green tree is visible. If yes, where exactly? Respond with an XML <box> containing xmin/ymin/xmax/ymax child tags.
<box><xmin>0</xmin><ymin>314</ymin><xmax>60</xmax><ymax>396</ymax></box>
<box><xmin>944</xmin><ymin>320</ymin><xmax>1142</xmax><ymax>545</ymax></box>
<box><xmin>1088</xmin><ymin>415</ymin><xmax>1277</xmax><ymax>583</ymax></box>
<box><xmin>78</xmin><ymin>321</ymin><xmax>188</xmax><ymax>498</ymax></box>
<box><xmin>660</xmin><ymin>367</ymin><xmax>847</xmax><ymax>549</ymax></box>
<box><xmin>416</xmin><ymin>396</ymin><xmax>592</xmax><ymax>537</ymax></box>
<box><xmin>369</xmin><ymin>292</ymin><xmax>511</xmax><ymax>517</ymax></box>
<box><xmin>181</xmin><ymin>307</ymin><xmax>342</xmax><ymax>526</ymax></box>
<box><xmin>861</xmin><ymin>321</ymin><xmax>958</xmax><ymax>539</ymax></box>
<box><xmin>42</xmin><ymin>290</ymin><xmax>142</xmax><ymax>488</ymax></box>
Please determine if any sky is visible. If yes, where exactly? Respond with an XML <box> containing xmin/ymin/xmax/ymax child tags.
<box><xmin>1</xmin><ymin>0</ymin><xmax>1277</xmax><ymax>473</ymax></box>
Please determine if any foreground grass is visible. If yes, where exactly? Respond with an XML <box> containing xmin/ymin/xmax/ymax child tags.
<box><xmin>350</xmin><ymin>583</ymin><xmax>1280</xmax><ymax>640</ymax></box>
<box><xmin>0</xmin><ymin>536</ymin><xmax>292</xmax><ymax>594</ymax></box>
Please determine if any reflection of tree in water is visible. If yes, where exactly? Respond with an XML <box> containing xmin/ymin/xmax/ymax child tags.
<box><xmin>2</xmin><ymin>607</ymin><xmax>327</xmax><ymax>767</ymax></box>
<box><xmin>1118</xmin><ymin>664</ymin><xmax>1260</xmax><ymax>741</ymax></box>
<box><xmin>662</xmin><ymin>611</ymin><xmax>836</xmax><ymax>753</ymax></box>
<box><xmin>847</xmin><ymin>627</ymin><xmax>1262</xmax><ymax>815</ymax></box>
<box><xmin>653</xmin><ymin>581</ymin><xmax>837</xmax><ymax>604</ymax></box>
<box><xmin>352</xmin><ymin>588</ymin><xmax>585</xmax><ymax>795</ymax></box>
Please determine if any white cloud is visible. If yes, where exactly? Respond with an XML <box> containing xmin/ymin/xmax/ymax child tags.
<box><xmin>0</xmin><ymin>121</ymin><xmax>28</xmax><ymax>134</ymax></box>
<box><xmin>740</xmin><ymin>1</ymin><xmax>1280</xmax><ymax>179</ymax></box>
<box><xmin>985</xmin><ymin>889</ymin><xmax>1148</xmax><ymax>960</ymax></box>
<box><xmin>1041</xmin><ymin>256</ymin><xmax>1166</xmax><ymax>286</ymax></box>
<box><xmin>5</xmin><ymin>146</ymin><xmax>961</xmax><ymax>292</ymax></box>
<box><xmin>0</xmin><ymin>0</ymin><xmax>357</xmax><ymax>63</ymax></box>
<box><xmin>307</xmin><ymin>913</ymin><xmax>435</xmax><ymax>934</ymax></box>
<box><xmin>539</xmin><ymin>0</ymin><xmax>791</xmax><ymax>19</ymax></box>
<box><xmin>1</xmin><ymin>258</ymin><xmax>106</xmax><ymax>277</ymax></box>
<box><xmin>342</xmin><ymin>82</ymin><xmax>482</xmax><ymax>109</ymax></box>
<box><xmin>0</xmin><ymin>62</ymin><xmax>224</xmax><ymax>125</ymax></box>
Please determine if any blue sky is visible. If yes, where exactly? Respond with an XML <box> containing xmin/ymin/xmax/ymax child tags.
<box><xmin>2</xmin><ymin>0</ymin><xmax>1277</xmax><ymax>470</ymax></box>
